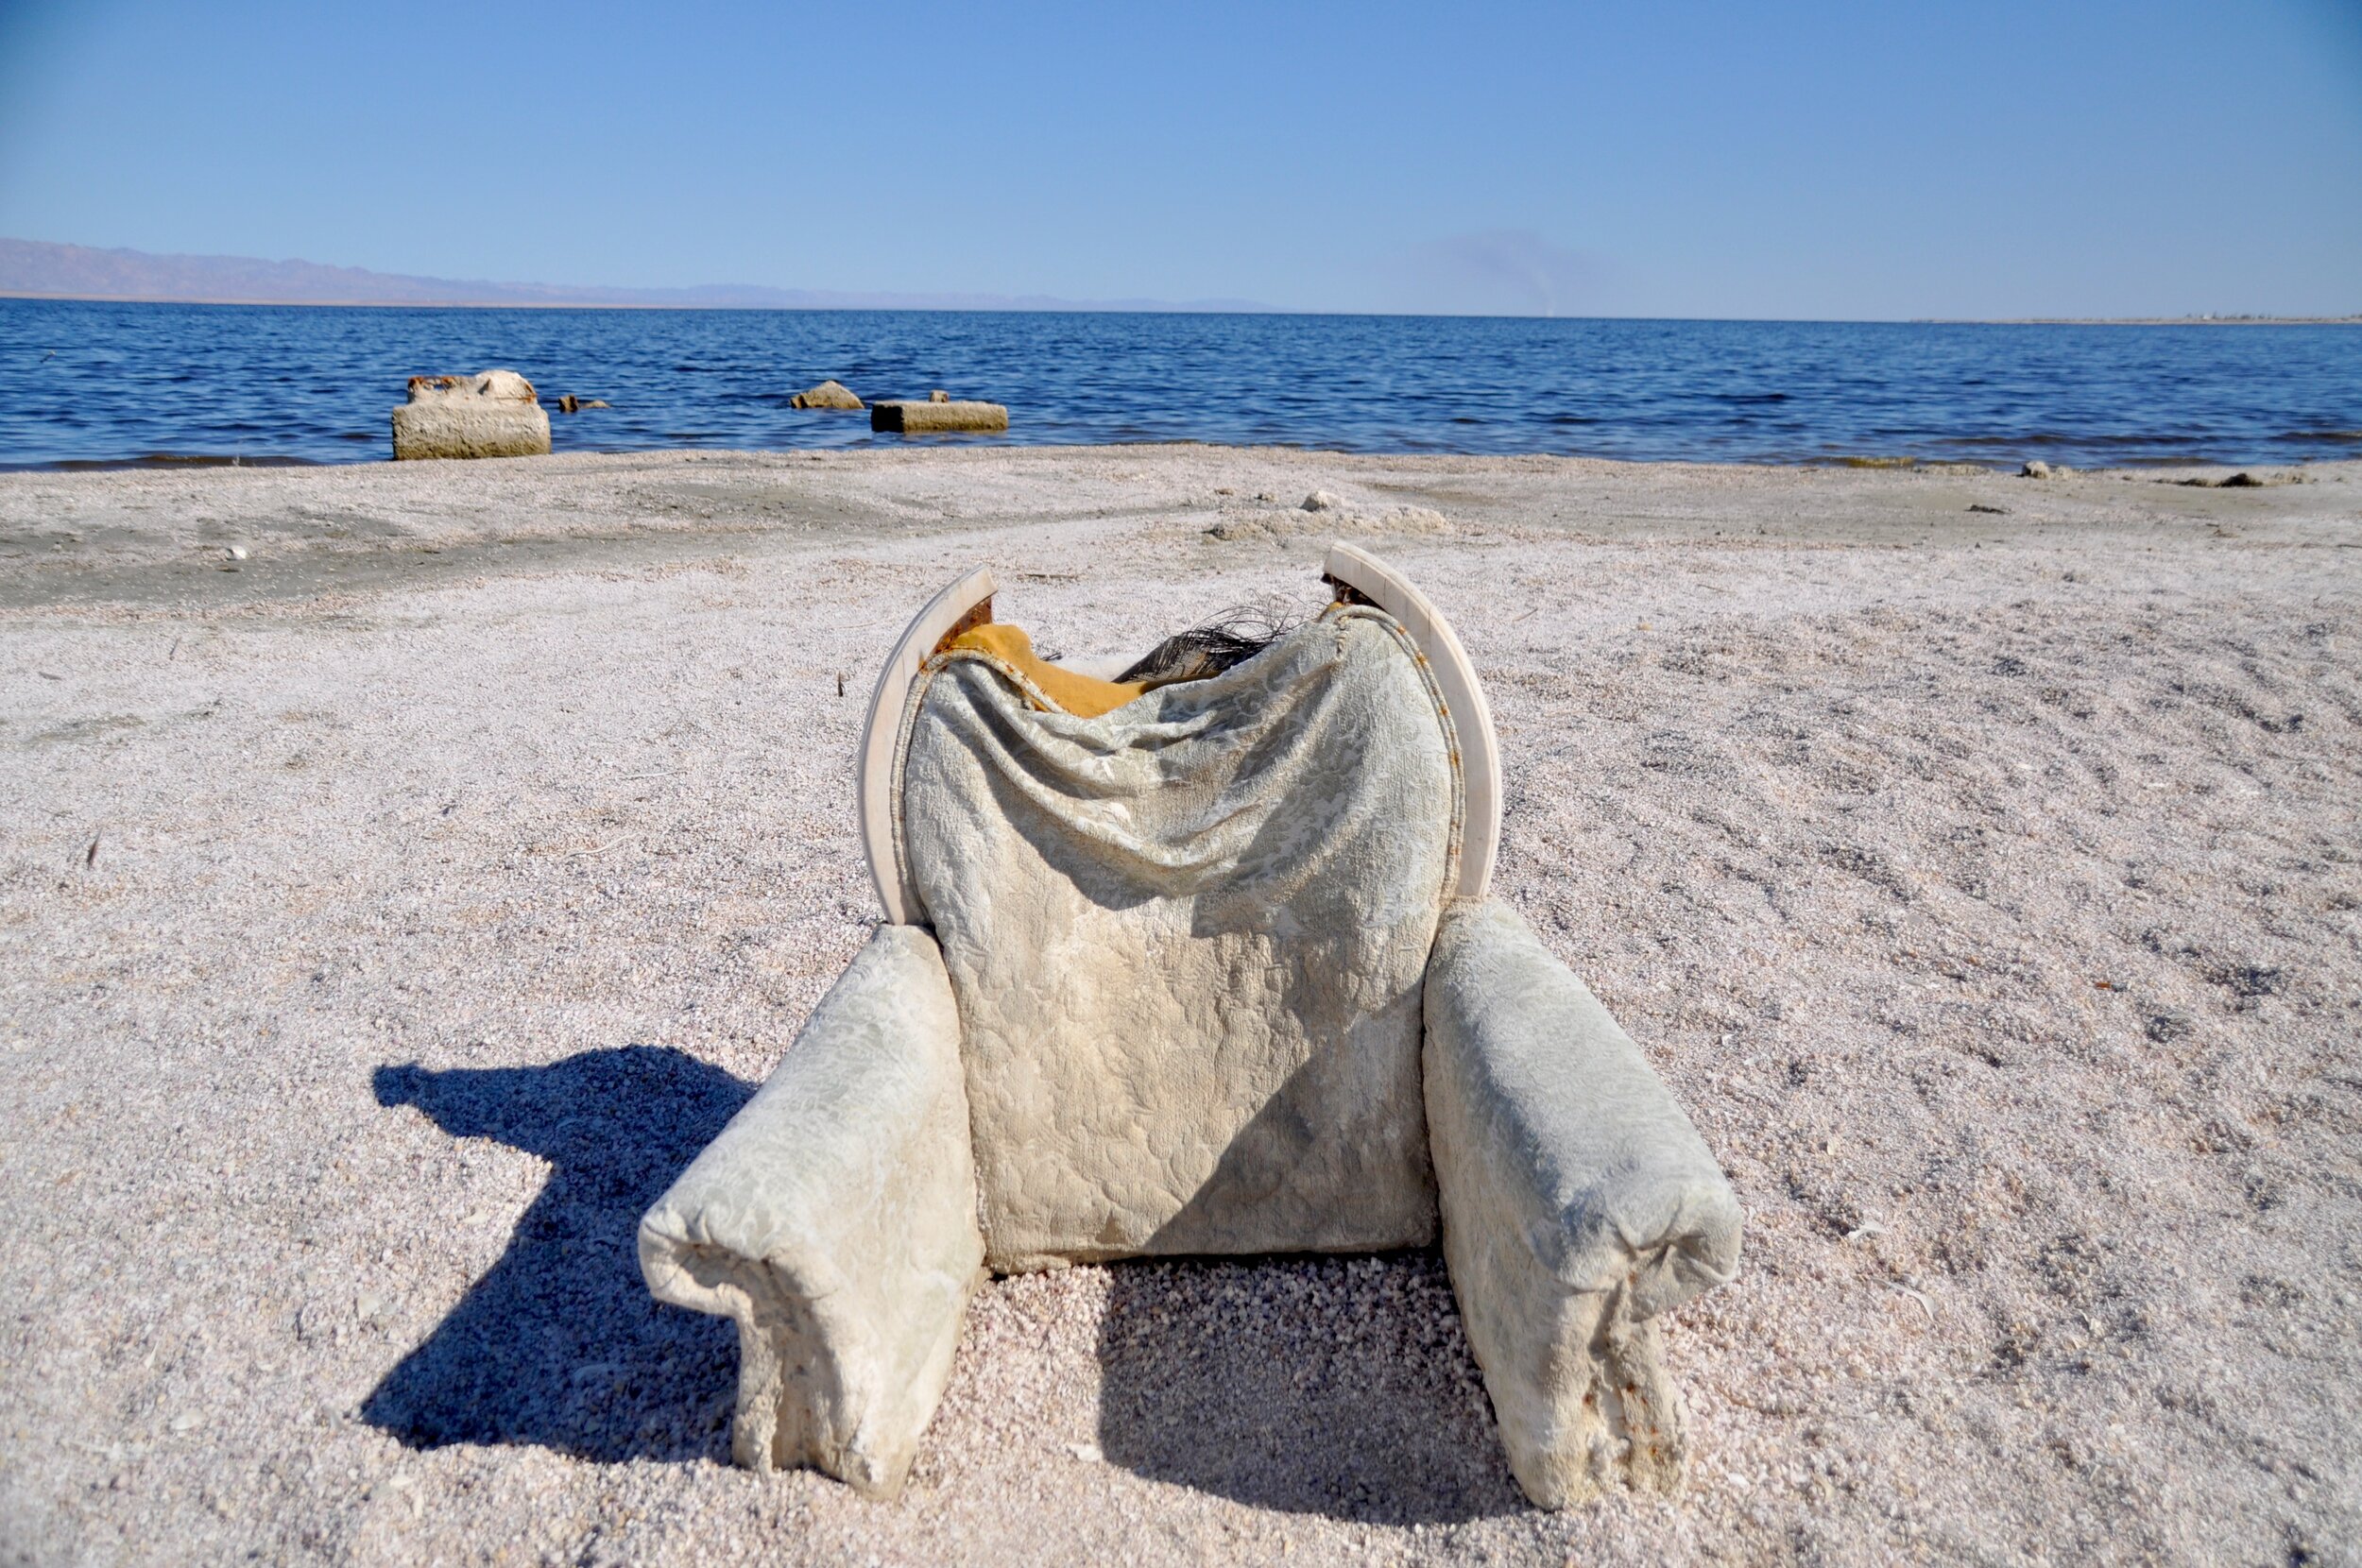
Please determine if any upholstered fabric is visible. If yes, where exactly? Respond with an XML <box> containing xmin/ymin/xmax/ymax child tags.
<box><xmin>637</xmin><ymin>926</ymin><xmax>984</xmax><ymax>1497</ymax></box>
<box><xmin>639</xmin><ymin>577</ymin><xmax>1748</xmax><ymax>1510</ymax></box>
<box><xmin>898</xmin><ymin>606</ymin><xmax>1464</xmax><ymax>1270</ymax></box>
<box><xmin>1423</xmin><ymin>898</ymin><xmax>1744</xmax><ymax>1504</ymax></box>
<box><xmin>942</xmin><ymin>622</ymin><xmax>1150</xmax><ymax>719</ymax></box>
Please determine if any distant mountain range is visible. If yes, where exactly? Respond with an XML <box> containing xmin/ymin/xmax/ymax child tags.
<box><xmin>0</xmin><ymin>238</ymin><xmax>1274</xmax><ymax>313</ymax></box>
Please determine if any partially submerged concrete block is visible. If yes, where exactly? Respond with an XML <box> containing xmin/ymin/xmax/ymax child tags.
<box><xmin>791</xmin><ymin>380</ymin><xmax>864</xmax><ymax>410</ymax></box>
<box><xmin>871</xmin><ymin>400</ymin><xmax>1008</xmax><ymax>434</ymax></box>
<box><xmin>390</xmin><ymin>370</ymin><xmax>550</xmax><ymax>461</ymax></box>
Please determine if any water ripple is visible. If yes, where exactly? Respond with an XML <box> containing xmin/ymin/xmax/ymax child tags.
<box><xmin>0</xmin><ymin>300</ymin><xmax>2356</xmax><ymax>469</ymax></box>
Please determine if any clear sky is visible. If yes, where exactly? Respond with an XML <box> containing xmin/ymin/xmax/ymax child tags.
<box><xmin>1</xmin><ymin>0</ymin><xmax>2356</xmax><ymax>317</ymax></box>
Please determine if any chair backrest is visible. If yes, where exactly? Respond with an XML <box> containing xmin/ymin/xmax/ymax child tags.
<box><xmin>894</xmin><ymin>604</ymin><xmax>1463</xmax><ymax>1270</ymax></box>
<box><xmin>854</xmin><ymin>547</ymin><xmax>1499</xmax><ymax>1272</ymax></box>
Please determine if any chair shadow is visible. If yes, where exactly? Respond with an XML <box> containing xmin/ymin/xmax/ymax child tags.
<box><xmin>1094</xmin><ymin>1251</ymin><xmax>1525</xmax><ymax>1525</ymax></box>
<box><xmin>362</xmin><ymin>1047</ymin><xmax>753</xmax><ymax>1463</ymax></box>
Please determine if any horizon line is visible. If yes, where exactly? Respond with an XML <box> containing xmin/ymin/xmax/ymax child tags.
<box><xmin>3</xmin><ymin>289</ymin><xmax>2358</xmax><ymax>327</ymax></box>
<box><xmin>3</xmin><ymin>240</ymin><xmax>2354</xmax><ymax>325</ymax></box>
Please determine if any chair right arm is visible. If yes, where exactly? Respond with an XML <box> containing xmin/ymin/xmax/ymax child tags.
<box><xmin>639</xmin><ymin>924</ymin><xmax>984</xmax><ymax>1499</ymax></box>
<box><xmin>1423</xmin><ymin>899</ymin><xmax>1743</xmax><ymax>1508</ymax></box>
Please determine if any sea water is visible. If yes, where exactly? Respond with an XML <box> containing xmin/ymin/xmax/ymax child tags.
<box><xmin>1</xmin><ymin>297</ymin><xmax>2355</xmax><ymax>470</ymax></box>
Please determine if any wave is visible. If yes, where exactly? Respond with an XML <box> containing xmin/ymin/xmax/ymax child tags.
<box><xmin>2</xmin><ymin>300</ymin><xmax>2356</xmax><ymax>469</ymax></box>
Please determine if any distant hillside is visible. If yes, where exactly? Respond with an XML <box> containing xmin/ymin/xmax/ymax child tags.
<box><xmin>0</xmin><ymin>238</ymin><xmax>1272</xmax><ymax>314</ymax></box>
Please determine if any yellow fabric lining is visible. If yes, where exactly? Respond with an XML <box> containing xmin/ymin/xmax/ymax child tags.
<box><xmin>946</xmin><ymin>623</ymin><xmax>1149</xmax><ymax>719</ymax></box>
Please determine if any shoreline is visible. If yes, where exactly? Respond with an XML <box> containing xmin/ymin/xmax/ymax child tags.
<box><xmin>3</xmin><ymin>446</ymin><xmax>2356</xmax><ymax>1564</ymax></box>
<box><xmin>10</xmin><ymin>300</ymin><xmax>2355</xmax><ymax>472</ymax></box>
<box><xmin>1</xmin><ymin>446</ymin><xmax>2351</xmax><ymax>614</ymax></box>
<box><xmin>3</xmin><ymin>443</ymin><xmax>2351</xmax><ymax>481</ymax></box>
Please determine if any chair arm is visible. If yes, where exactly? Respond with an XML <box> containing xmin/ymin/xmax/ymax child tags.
<box><xmin>639</xmin><ymin>924</ymin><xmax>984</xmax><ymax>1498</ymax></box>
<box><xmin>1423</xmin><ymin>898</ymin><xmax>1742</xmax><ymax>1506</ymax></box>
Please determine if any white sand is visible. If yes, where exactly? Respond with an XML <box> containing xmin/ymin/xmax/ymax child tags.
<box><xmin>2</xmin><ymin>447</ymin><xmax>2357</xmax><ymax>1565</ymax></box>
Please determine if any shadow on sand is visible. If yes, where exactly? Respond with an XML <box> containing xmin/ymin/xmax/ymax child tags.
<box><xmin>367</xmin><ymin>1046</ymin><xmax>1520</xmax><ymax>1518</ymax></box>
<box><xmin>1093</xmin><ymin>1252</ymin><xmax>1524</xmax><ymax>1525</ymax></box>
<box><xmin>363</xmin><ymin>1047</ymin><xmax>751</xmax><ymax>1463</ymax></box>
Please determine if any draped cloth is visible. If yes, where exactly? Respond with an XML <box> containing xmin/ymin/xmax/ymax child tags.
<box><xmin>896</xmin><ymin>606</ymin><xmax>1464</xmax><ymax>1270</ymax></box>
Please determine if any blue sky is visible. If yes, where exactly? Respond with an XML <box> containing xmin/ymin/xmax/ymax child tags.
<box><xmin>1</xmin><ymin>0</ymin><xmax>2356</xmax><ymax>317</ymax></box>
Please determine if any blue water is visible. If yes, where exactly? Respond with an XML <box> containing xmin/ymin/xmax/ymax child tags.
<box><xmin>2</xmin><ymin>297</ymin><xmax>2357</xmax><ymax>470</ymax></box>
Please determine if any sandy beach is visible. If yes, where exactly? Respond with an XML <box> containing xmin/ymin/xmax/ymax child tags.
<box><xmin>2</xmin><ymin>445</ymin><xmax>2357</xmax><ymax>1566</ymax></box>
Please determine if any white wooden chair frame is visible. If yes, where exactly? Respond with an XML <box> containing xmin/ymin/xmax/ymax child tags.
<box><xmin>855</xmin><ymin>547</ymin><xmax>1498</xmax><ymax>926</ymax></box>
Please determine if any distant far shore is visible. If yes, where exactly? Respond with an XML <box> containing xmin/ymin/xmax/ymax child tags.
<box><xmin>1929</xmin><ymin>315</ymin><xmax>2362</xmax><ymax>326</ymax></box>
<box><xmin>3</xmin><ymin>288</ymin><xmax>2356</xmax><ymax>324</ymax></box>
<box><xmin>0</xmin><ymin>239</ymin><xmax>1275</xmax><ymax>315</ymax></box>
<box><xmin>0</xmin><ymin>290</ymin><xmax>857</xmax><ymax>313</ymax></box>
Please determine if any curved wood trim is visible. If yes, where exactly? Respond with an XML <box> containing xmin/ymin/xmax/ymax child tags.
<box><xmin>858</xmin><ymin>565</ymin><xmax>996</xmax><ymax>925</ymax></box>
<box><xmin>1323</xmin><ymin>542</ymin><xmax>1501</xmax><ymax>901</ymax></box>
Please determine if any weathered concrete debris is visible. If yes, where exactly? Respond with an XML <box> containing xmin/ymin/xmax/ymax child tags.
<box><xmin>871</xmin><ymin>400</ymin><xmax>1009</xmax><ymax>434</ymax></box>
<box><xmin>390</xmin><ymin>370</ymin><xmax>551</xmax><ymax>461</ymax></box>
<box><xmin>791</xmin><ymin>380</ymin><xmax>864</xmax><ymax>410</ymax></box>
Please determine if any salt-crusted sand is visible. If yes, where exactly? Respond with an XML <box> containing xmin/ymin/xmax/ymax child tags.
<box><xmin>2</xmin><ymin>447</ymin><xmax>2357</xmax><ymax>1566</ymax></box>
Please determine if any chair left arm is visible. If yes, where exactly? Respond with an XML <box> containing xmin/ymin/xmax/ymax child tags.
<box><xmin>639</xmin><ymin>924</ymin><xmax>984</xmax><ymax>1499</ymax></box>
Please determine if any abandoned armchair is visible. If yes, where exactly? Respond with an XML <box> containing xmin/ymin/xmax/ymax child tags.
<box><xmin>638</xmin><ymin>544</ymin><xmax>1743</xmax><ymax>1508</ymax></box>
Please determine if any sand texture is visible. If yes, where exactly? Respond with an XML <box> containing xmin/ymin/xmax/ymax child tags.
<box><xmin>2</xmin><ymin>447</ymin><xmax>2358</xmax><ymax>1565</ymax></box>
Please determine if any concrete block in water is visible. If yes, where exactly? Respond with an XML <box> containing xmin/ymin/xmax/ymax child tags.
<box><xmin>390</xmin><ymin>369</ymin><xmax>551</xmax><ymax>460</ymax></box>
<box><xmin>871</xmin><ymin>400</ymin><xmax>1008</xmax><ymax>435</ymax></box>
<box><xmin>792</xmin><ymin>380</ymin><xmax>864</xmax><ymax>410</ymax></box>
